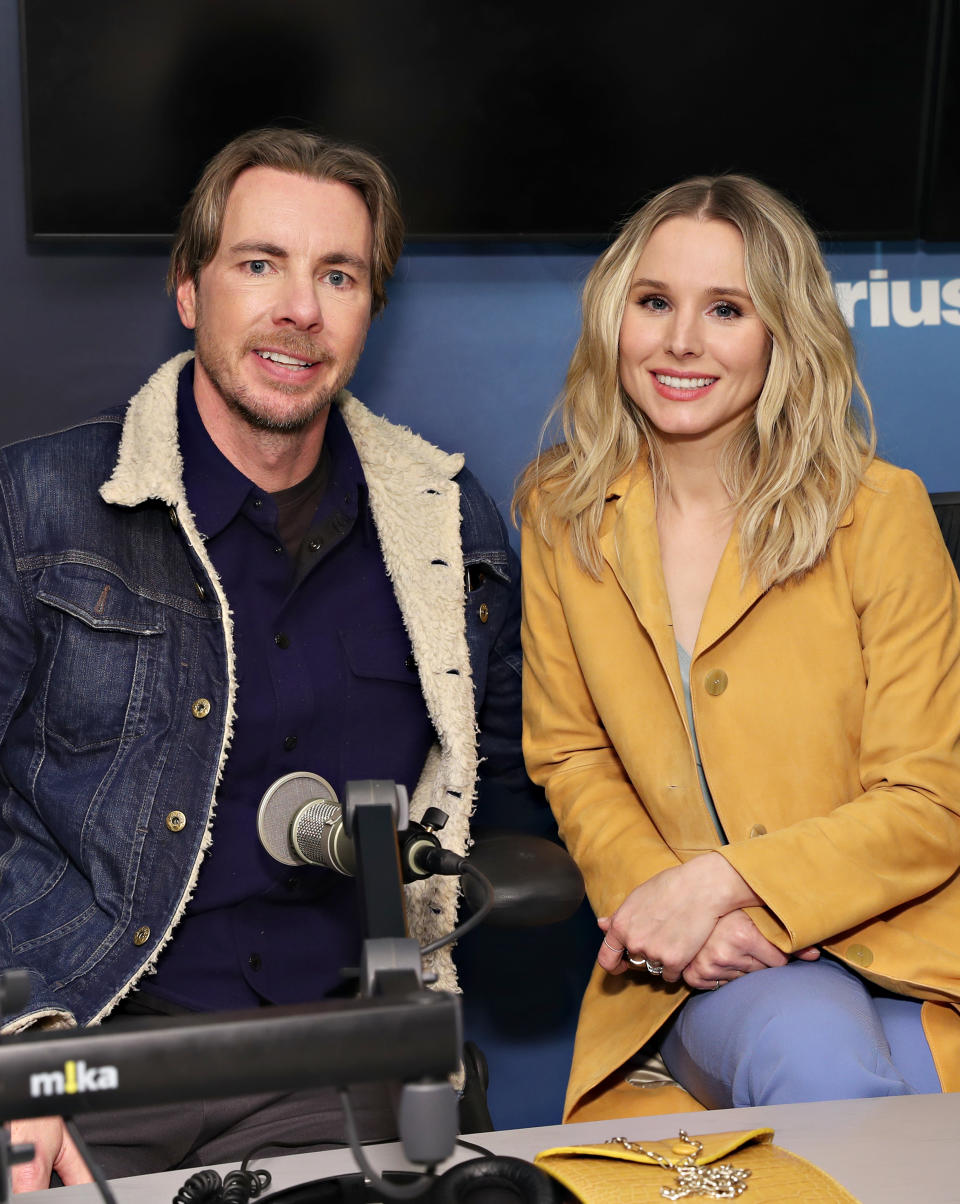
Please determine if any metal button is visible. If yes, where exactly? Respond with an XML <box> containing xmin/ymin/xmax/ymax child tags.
<box><xmin>252</xmin><ymin>498</ymin><xmax>263</xmax><ymax>509</ymax></box>
<box><xmin>283</xmin><ymin>735</ymin><xmax>298</xmax><ymax>751</ymax></box>
<box><xmin>166</xmin><ymin>811</ymin><xmax>186</xmax><ymax>833</ymax></box>
<box><xmin>273</xmin><ymin>545</ymin><xmax>283</xmax><ymax>555</ymax></box>
<box><xmin>405</xmin><ymin>654</ymin><xmax>417</xmax><ymax>673</ymax></box>
<box><xmin>748</xmin><ymin>823</ymin><xmax>767</xmax><ymax>838</ymax></box>
<box><xmin>133</xmin><ymin>926</ymin><xmax>151</xmax><ymax>947</ymax></box>
<box><xmin>191</xmin><ymin>698</ymin><xmax>212</xmax><ymax>719</ymax></box>
<box><xmin>195</xmin><ymin>582</ymin><xmax>206</xmax><ymax>601</ymax></box>
<box><xmin>478</xmin><ymin>602</ymin><xmax>490</xmax><ymax>623</ymax></box>
<box><xmin>704</xmin><ymin>669</ymin><xmax>729</xmax><ymax>696</ymax></box>
<box><xmin>168</xmin><ymin>507</ymin><xmax>179</xmax><ymax>529</ymax></box>
<box><xmin>274</xmin><ymin>632</ymin><xmax>290</xmax><ymax>649</ymax></box>
<box><xmin>248</xmin><ymin>953</ymin><xmax>262</xmax><ymax>971</ymax></box>
<box><xmin>846</xmin><ymin>943</ymin><xmax>874</xmax><ymax>967</ymax></box>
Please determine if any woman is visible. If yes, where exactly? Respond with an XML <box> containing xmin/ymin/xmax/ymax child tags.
<box><xmin>515</xmin><ymin>175</ymin><xmax>960</xmax><ymax>1123</ymax></box>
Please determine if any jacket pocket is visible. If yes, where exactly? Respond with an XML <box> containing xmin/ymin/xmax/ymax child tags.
<box><xmin>36</xmin><ymin>563</ymin><xmax>165</xmax><ymax>751</ymax></box>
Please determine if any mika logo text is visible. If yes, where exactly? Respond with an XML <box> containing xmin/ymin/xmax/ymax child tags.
<box><xmin>29</xmin><ymin>1059</ymin><xmax>119</xmax><ymax>1098</ymax></box>
<box><xmin>834</xmin><ymin>270</ymin><xmax>960</xmax><ymax>328</ymax></box>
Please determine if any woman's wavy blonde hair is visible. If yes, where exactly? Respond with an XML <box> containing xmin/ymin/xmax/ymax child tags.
<box><xmin>514</xmin><ymin>174</ymin><xmax>875</xmax><ymax>588</ymax></box>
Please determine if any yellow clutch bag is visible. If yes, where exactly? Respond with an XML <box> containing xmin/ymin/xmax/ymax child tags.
<box><xmin>535</xmin><ymin>1127</ymin><xmax>860</xmax><ymax>1202</ymax></box>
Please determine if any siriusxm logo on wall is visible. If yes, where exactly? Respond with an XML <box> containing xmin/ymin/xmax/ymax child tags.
<box><xmin>827</xmin><ymin>247</ymin><xmax>960</xmax><ymax>491</ymax></box>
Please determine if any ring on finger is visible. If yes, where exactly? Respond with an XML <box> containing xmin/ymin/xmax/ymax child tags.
<box><xmin>601</xmin><ymin>936</ymin><xmax>625</xmax><ymax>955</ymax></box>
<box><xmin>712</xmin><ymin>979</ymin><xmax>722</xmax><ymax>991</ymax></box>
<box><xmin>645</xmin><ymin>960</ymin><xmax>664</xmax><ymax>976</ymax></box>
<box><xmin>626</xmin><ymin>953</ymin><xmax>647</xmax><ymax>969</ymax></box>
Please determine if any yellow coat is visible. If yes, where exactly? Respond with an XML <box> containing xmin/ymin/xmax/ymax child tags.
<box><xmin>521</xmin><ymin>459</ymin><xmax>960</xmax><ymax>1119</ymax></box>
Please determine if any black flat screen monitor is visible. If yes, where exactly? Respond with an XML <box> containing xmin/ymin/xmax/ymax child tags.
<box><xmin>19</xmin><ymin>0</ymin><xmax>957</xmax><ymax>241</ymax></box>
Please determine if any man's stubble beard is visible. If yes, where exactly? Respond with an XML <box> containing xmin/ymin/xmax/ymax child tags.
<box><xmin>193</xmin><ymin>314</ymin><xmax>359</xmax><ymax>436</ymax></box>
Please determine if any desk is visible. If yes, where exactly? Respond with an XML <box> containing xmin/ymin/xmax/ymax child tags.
<box><xmin>17</xmin><ymin>1092</ymin><xmax>960</xmax><ymax>1204</ymax></box>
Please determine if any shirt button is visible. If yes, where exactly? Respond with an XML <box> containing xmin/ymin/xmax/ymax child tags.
<box><xmin>478</xmin><ymin>602</ymin><xmax>490</xmax><ymax>623</ymax></box>
<box><xmin>274</xmin><ymin>632</ymin><xmax>291</xmax><ymax>649</ymax></box>
<box><xmin>192</xmin><ymin>698</ymin><xmax>212</xmax><ymax>719</ymax></box>
<box><xmin>309</xmin><ymin>538</ymin><xmax>324</xmax><ymax>552</ymax></box>
<box><xmin>166</xmin><ymin>811</ymin><xmax>186</xmax><ymax>833</ymax></box>
<box><xmin>133</xmin><ymin>926</ymin><xmax>151</xmax><ymax>947</ymax></box>
<box><xmin>273</xmin><ymin>545</ymin><xmax>283</xmax><ymax>555</ymax></box>
<box><xmin>704</xmin><ymin>669</ymin><xmax>729</xmax><ymax>696</ymax></box>
<box><xmin>846</xmin><ymin>943</ymin><xmax>874</xmax><ymax>967</ymax></box>
<box><xmin>283</xmin><ymin>735</ymin><xmax>298</xmax><ymax>751</ymax></box>
<box><xmin>248</xmin><ymin>953</ymin><xmax>262</xmax><ymax>972</ymax></box>
<box><xmin>748</xmin><ymin>823</ymin><xmax>767</xmax><ymax>838</ymax></box>
<box><xmin>252</xmin><ymin>498</ymin><xmax>263</xmax><ymax>509</ymax></box>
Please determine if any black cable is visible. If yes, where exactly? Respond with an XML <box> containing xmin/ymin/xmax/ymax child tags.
<box><xmin>172</xmin><ymin>1167</ymin><xmax>271</xmax><ymax>1204</ymax></box>
<box><xmin>454</xmin><ymin>1137</ymin><xmax>496</xmax><ymax>1159</ymax></box>
<box><xmin>63</xmin><ymin>1118</ymin><xmax>118</xmax><ymax>1204</ymax></box>
<box><xmin>419</xmin><ymin>861</ymin><xmax>494</xmax><ymax>957</ymax></box>
<box><xmin>336</xmin><ymin>1087</ymin><xmax>435</xmax><ymax>1201</ymax></box>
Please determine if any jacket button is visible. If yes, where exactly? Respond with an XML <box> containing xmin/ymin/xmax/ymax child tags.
<box><xmin>748</xmin><ymin>823</ymin><xmax>767</xmax><ymax>838</ymax></box>
<box><xmin>405</xmin><ymin>654</ymin><xmax>417</xmax><ymax>673</ymax></box>
<box><xmin>133</xmin><ymin>926</ymin><xmax>151</xmax><ymax>947</ymax></box>
<box><xmin>248</xmin><ymin>953</ymin><xmax>262</xmax><ymax>971</ymax></box>
<box><xmin>704</xmin><ymin>669</ymin><xmax>728</xmax><ymax>696</ymax></box>
<box><xmin>195</xmin><ymin>582</ymin><xmax>206</xmax><ymax>601</ymax></box>
<box><xmin>283</xmin><ymin>735</ymin><xmax>298</xmax><ymax>751</ymax></box>
<box><xmin>166</xmin><ymin>811</ymin><xmax>186</xmax><ymax>833</ymax></box>
<box><xmin>478</xmin><ymin>602</ymin><xmax>490</xmax><ymax>623</ymax></box>
<box><xmin>274</xmin><ymin>632</ymin><xmax>291</xmax><ymax>649</ymax></box>
<box><xmin>846</xmin><ymin>943</ymin><xmax>873</xmax><ymax>967</ymax></box>
<box><xmin>168</xmin><ymin>507</ymin><xmax>179</xmax><ymax>529</ymax></box>
<box><xmin>192</xmin><ymin>698</ymin><xmax>211</xmax><ymax>719</ymax></box>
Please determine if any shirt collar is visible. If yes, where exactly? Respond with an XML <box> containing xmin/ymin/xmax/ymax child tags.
<box><xmin>177</xmin><ymin>364</ymin><xmax>365</xmax><ymax>539</ymax></box>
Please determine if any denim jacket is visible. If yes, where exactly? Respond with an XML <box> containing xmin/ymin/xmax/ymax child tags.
<box><xmin>0</xmin><ymin>353</ymin><xmax>521</xmax><ymax>1031</ymax></box>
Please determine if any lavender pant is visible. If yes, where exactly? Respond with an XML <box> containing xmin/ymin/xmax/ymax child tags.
<box><xmin>660</xmin><ymin>956</ymin><xmax>941</xmax><ymax>1108</ymax></box>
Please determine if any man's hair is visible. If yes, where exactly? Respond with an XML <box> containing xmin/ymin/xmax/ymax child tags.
<box><xmin>514</xmin><ymin>173</ymin><xmax>875</xmax><ymax>589</ymax></box>
<box><xmin>167</xmin><ymin>127</ymin><xmax>404</xmax><ymax>316</ymax></box>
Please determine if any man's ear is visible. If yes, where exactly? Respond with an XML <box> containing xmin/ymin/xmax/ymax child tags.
<box><xmin>176</xmin><ymin>276</ymin><xmax>198</xmax><ymax>330</ymax></box>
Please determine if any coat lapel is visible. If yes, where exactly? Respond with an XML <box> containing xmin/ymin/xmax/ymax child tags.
<box><xmin>600</xmin><ymin>463</ymin><xmax>768</xmax><ymax>671</ymax></box>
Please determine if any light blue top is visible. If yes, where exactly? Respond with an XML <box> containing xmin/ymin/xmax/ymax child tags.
<box><xmin>676</xmin><ymin>642</ymin><xmax>726</xmax><ymax>843</ymax></box>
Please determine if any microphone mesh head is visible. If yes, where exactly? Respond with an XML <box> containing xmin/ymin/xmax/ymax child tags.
<box><xmin>257</xmin><ymin>772</ymin><xmax>339</xmax><ymax>865</ymax></box>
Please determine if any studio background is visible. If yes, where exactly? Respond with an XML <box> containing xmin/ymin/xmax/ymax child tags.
<box><xmin>2</xmin><ymin>0</ymin><xmax>959</xmax><ymax>1130</ymax></box>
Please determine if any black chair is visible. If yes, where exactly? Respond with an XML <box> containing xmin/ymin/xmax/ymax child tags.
<box><xmin>930</xmin><ymin>492</ymin><xmax>960</xmax><ymax>576</ymax></box>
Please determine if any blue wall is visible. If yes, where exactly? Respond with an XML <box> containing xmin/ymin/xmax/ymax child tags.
<box><xmin>3</xmin><ymin>0</ymin><xmax>959</xmax><ymax>1131</ymax></box>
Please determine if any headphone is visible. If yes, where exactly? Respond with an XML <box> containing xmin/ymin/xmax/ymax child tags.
<box><xmin>257</xmin><ymin>1157</ymin><xmax>560</xmax><ymax>1203</ymax></box>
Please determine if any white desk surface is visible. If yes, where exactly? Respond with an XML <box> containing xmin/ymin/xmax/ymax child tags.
<box><xmin>18</xmin><ymin>1091</ymin><xmax>960</xmax><ymax>1204</ymax></box>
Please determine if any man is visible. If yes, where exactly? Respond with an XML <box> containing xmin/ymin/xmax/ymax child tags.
<box><xmin>0</xmin><ymin>128</ymin><xmax>522</xmax><ymax>1188</ymax></box>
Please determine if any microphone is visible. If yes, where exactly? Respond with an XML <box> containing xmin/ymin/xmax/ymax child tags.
<box><xmin>257</xmin><ymin>771</ymin><xmax>357</xmax><ymax>874</ymax></box>
<box><xmin>257</xmin><ymin>773</ymin><xmax>460</xmax><ymax>882</ymax></box>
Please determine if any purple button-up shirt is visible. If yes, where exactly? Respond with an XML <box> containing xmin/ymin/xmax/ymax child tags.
<box><xmin>147</xmin><ymin>368</ymin><xmax>435</xmax><ymax>1010</ymax></box>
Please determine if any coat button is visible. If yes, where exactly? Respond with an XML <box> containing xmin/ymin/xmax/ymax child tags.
<box><xmin>166</xmin><ymin>811</ymin><xmax>186</xmax><ymax>832</ymax></box>
<box><xmin>248</xmin><ymin>953</ymin><xmax>262</xmax><ymax>971</ymax></box>
<box><xmin>283</xmin><ymin>735</ymin><xmax>298</xmax><ymax>751</ymax></box>
<box><xmin>168</xmin><ymin>507</ymin><xmax>179</xmax><ymax>529</ymax></box>
<box><xmin>478</xmin><ymin>602</ymin><xmax>490</xmax><ymax>623</ymax></box>
<box><xmin>704</xmin><ymin>669</ymin><xmax>728</xmax><ymax>696</ymax></box>
<box><xmin>405</xmin><ymin>654</ymin><xmax>417</xmax><ymax>673</ymax></box>
<box><xmin>748</xmin><ymin>823</ymin><xmax>767</xmax><ymax>838</ymax></box>
<box><xmin>192</xmin><ymin>698</ymin><xmax>211</xmax><ymax>719</ymax></box>
<box><xmin>846</xmin><ymin>943</ymin><xmax>874</xmax><ymax>967</ymax></box>
<box><xmin>274</xmin><ymin>632</ymin><xmax>290</xmax><ymax>649</ymax></box>
<box><xmin>195</xmin><ymin>582</ymin><xmax>206</xmax><ymax>601</ymax></box>
<box><xmin>133</xmin><ymin>926</ymin><xmax>151</xmax><ymax>946</ymax></box>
